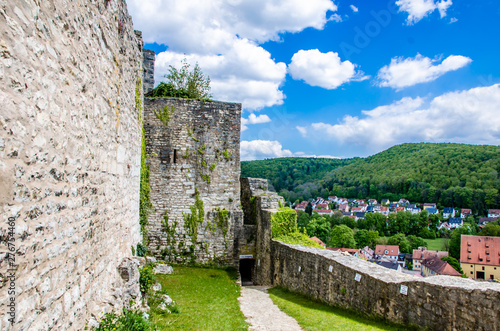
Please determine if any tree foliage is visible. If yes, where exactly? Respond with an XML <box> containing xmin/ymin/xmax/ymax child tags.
<box><xmin>441</xmin><ymin>256</ymin><xmax>464</xmax><ymax>275</ymax></box>
<box><xmin>478</xmin><ymin>220</ymin><xmax>500</xmax><ymax>236</ymax></box>
<box><xmin>149</xmin><ymin>59</ymin><xmax>212</xmax><ymax>100</ymax></box>
<box><xmin>241</xmin><ymin>143</ymin><xmax>500</xmax><ymax>214</ymax></box>
<box><xmin>329</xmin><ymin>225</ymin><xmax>356</xmax><ymax>248</ymax></box>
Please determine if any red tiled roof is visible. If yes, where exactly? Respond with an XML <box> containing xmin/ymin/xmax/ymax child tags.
<box><xmin>422</xmin><ymin>257</ymin><xmax>461</xmax><ymax>276</ymax></box>
<box><xmin>310</xmin><ymin>236</ymin><xmax>326</xmax><ymax>247</ymax></box>
<box><xmin>327</xmin><ymin>247</ymin><xmax>360</xmax><ymax>254</ymax></box>
<box><xmin>412</xmin><ymin>249</ymin><xmax>448</xmax><ymax>260</ymax></box>
<box><xmin>460</xmin><ymin>235</ymin><xmax>500</xmax><ymax>266</ymax></box>
<box><xmin>375</xmin><ymin>245</ymin><xmax>399</xmax><ymax>256</ymax></box>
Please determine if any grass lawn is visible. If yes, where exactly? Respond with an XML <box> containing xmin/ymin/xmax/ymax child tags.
<box><xmin>151</xmin><ymin>266</ymin><xmax>248</xmax><ymax>330</ymax></box>
<box><xmin>268</xmin><ymin>287</ymin><xmax>406</xmax><ymax>331</ymax></box>
<box><xmin>425</xmin><ymin>238</ymin><xmax>447</xmax><ymax>251</ymax></box>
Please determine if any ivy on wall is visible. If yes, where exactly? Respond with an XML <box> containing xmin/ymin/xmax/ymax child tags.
<box><xmin>183</xmin><ymin>189</ymin><xmax>205</xmax><ymax>242</ymax></box>
<box><xmin>270</xmin><ymin>206</ymin><xmax>325</xmax><ymax>249</ymax></box>
<box><xmin>137</xmin><ymin>77</ymin><xmax>152</xmax><ymax>243</ymax></box>
<box><xmin>154</xmin><ymin>105</ymin><xmax>175</xmax><ymax>126</ymax></box>
<box><xmin>270</xmin><ymin>207</ymin><xmax>298</xmax><ymax>238</ymax></box>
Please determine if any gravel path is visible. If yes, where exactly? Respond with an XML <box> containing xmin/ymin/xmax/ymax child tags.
<box><xmin>238</xmin><ymin>286</ymin><xmax>303</xmax><ymax>331</ymax></box>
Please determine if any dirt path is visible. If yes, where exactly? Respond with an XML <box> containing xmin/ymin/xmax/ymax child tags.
<box><xmin>238</xmin><ymin>286</ymin><xmax>303</xmax><ymax>331</ymax></box>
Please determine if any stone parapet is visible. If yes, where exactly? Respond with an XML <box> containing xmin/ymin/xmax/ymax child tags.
<box><xmin>270</xmin><ymin>241</ymin><xmax>500</xmax><ymax>330</ymax></box>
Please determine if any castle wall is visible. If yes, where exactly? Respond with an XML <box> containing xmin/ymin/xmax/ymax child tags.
<box><xmin>269</xmin><ymin>242</ymin><xmax>500</xmax><ymax>330</ymax></box>
<box><xmin>239</xmin><ymin>178</ymin><xmax>500</xmax><ymax>330</ymax></box>
<box><xmin>142</xmin><ymin>49</ymin><xmax>155</xmax><ymax>94</ymax></box>
<box><xmin>0</xmin><ymin>0</ymin><xmax>143</xmax><ymax>329</ymax></box>
<box><xmin>144</xmin><ymin>98</ymin><xmax>242</xmax><ymax>265</ymax></box>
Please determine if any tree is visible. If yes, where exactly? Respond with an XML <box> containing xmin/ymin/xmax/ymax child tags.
<box><xmin>163</xmin><ymin>59</ymin><xmax>212</xmax><ymax>99</ymax></box>
<box><xmin>478</xmin><ymin>220</ymin><xmax>500</xmax><ymax>237</ymax></box>
<box><xmin>449</xmin><ymin>225</ymin><xmax>474</xmax><ymax>259</ymax></box>
<box><xmin>354</xmin><ymin>229</ymin><xmax>379</xmax><ymax>249</ymax></box>
<box><xmin>387</xmin><ymin>233</ymin><xmax>411</xmax><ymax>253</ymax></box>
<box><xmin>328</xmin><ymin>225</ymin><xmax>356</xmax><ymax>248</ymax></box>
<box><xmin>441</xmin><ymin>256</ymin><xmax>463</xmax><ymax>275</ymax></box>
<box><xmin>305</xmin><ymin>202</ymin><xmax>313</xmax><ymax>216</ymax></box>
<box><xmin>306</xmin><ymin>217</ymin><xmax>331</xmax><ymax>244</ymax></box>
<box><xmin>407</xmin><ymin>235</ymin><xmax>427</xmax><ymax>250</ymax></box>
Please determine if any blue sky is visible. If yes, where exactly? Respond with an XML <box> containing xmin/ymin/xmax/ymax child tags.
<box><xmin>127</xmin><ymin>0</ymin><xmax>500</xmax><ymax>160</ymax></box>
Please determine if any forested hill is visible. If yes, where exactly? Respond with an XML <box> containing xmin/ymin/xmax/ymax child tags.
<box><xmin>241</xmin><ymin>143</ymin><xmax>500</xmax><ymax>215</ymax></box>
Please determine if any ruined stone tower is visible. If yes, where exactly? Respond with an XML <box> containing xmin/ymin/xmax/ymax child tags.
<box><xmin>144</xmin><ymin>97</ymin><xmax>243</xmax><ymax>265</ymax></box>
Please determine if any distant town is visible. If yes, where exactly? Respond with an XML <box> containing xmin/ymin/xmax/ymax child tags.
<box><xmin>293</xmin><ymin>196</ymin><xmax>500</xmax><ymax>281</ymax></box>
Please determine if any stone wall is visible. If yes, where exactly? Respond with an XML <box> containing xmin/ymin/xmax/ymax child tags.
<box><xmin>270</xmin><ymin>242</ymin><xmax>500</xmax><ymax>330</ymax></box>
<box><xmin>144</xmin><ymin>98</ymin><xmax>242</xmax><ymax>265</ymax></box>
<box><xmin>142</xmin><ymin>49</ymin><xmax>155</xmax><ymax>95</ymax></box>
<box><xmin>0</xmin><ymin>0</ymin><xmax>143</xmax><ymax>329</ymax></box>
<box><xmin>239</xmin><ymin>178</ymin><xmax>283</xmax><ymax>284</ymax></box>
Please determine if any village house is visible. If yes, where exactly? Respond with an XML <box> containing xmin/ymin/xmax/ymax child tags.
<box><xmin>379</xmin><ymin>206</ymin><xmax>389</xmax><ymax>215</ymax></box>
<box><xmin>426</xmin><ymin>207</ymin><xmax>439</xmax><ymax>215</ymax></box>
<box><xmin>460</xmin><ymin>235</ymin><xmax>500</xmax><ymax>280</ymax></box>
<box><xmin>461</xmin><ymin>208</ymin><xmax>472</xmax><ymax>218</ymax></box>
<box><xmin>423</xmin><ymin>203</ymin><xmax>437</xmax><ymax>210</ymax></box>
<box><xmin>360</xmin><ymin>246</ymin><xmax>374</xmax><ymax>260</ymax></box>
<box><xmin>443</xmin><ymin>207</ymin><xmax>456</xmax><ymax>219</ymax></box>
<box><xmin>398</xmin><ymin>198</ymin><xmax>409</xmax><ymax>205</ymax></box>
<box><xmin>368</xmin><ymin>199</ymin><xmax>378</xmax><ymax>205</ymax></box>
<box><xmin>338</xmin><ymin>204</ymin><xmax>350</xmax><ymax>212</ymax></box>
<box><xmin>408</xmin><ymin>204</ymin><xmax>421</xmax><ymax>214</ymax></box>
<box><xmin>313</xmin><ymin>209</ymin><xmax>334</xmax><ymax>216</ymax></box>
<box><xmin>374</xmin><ymin>260</ymin><xmax>402</xmax><ymax>272</ymax></box>
<box><xmin>487</xmin><ymin>209</ymin><xmax>500</xmax><ymax>218</ymax></box>
<box><xmin>479</xmin><ymin>217</ymin><xmax>498</xmax><ymax>227</ymax></box>
<box><xmin>355</xmin><ymin>212</ymin><xmax>366</xmax><ymax>220</ymax></box>
<box><xmin>412</xmin><ymin>247</ymin><xmax>448</xmax><ymax>272</ymax></box>
<box><xmin>374</xmin><ymin>245</ymin><xmax>400</xmax><ymax>261</ymax></box>
<box><xmin>438</xmin><ymin>221</ymin><xmax>450</xmax><ymax>231</ymax></box>
<box><xmin>448</xmin><ymin>217</ymin><xmax>463</xmax><ymax>229</ymax></box>
<box><xmin>421</xmin><ymin>257</ymin><xmax>461</xmax><ymax>277</ymax></box>
<box><xmin>316</xmin><ymin>203</ymin><xmax>329</xmax><ymax>210</ymax></box>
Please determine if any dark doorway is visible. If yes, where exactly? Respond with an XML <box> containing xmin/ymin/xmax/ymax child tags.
<box><xmin>476</xmin><ymin>271</ymin><xmax>485</xmax><ymax>280</ymax></box>
<box><xmin>239</xmin><ymin>259</ymin><xmax>255</xmax><ymax>286</ymax></box>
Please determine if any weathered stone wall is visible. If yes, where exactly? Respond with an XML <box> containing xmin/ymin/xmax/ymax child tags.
<box><xmin>240</xmin><ymin>177</ymin><xmax>283</xmax><ymax>284</ymax></box>
<box><xmin>270</xmin><ymin>242</ymin><xmax>500</xmax><ymax>330</ymax></box>
<box><xmin>142</xmin><ymin>49</ymin><xmax>155</xmax><ymax>94</ymax></box>
<box><xmin>144</xmin><ymin>98</ymin><xmax>242</xmax><ymax>265</ymax></box>
<box><xmin>0</xmin><ymin>0</ymin><xmax>143</xmax><ymax>329</ymax></box>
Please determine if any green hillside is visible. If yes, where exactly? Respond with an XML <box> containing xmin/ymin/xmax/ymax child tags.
<box><xmin>241</xmin><ymin>143</ymin><xmax>500</xmax><ymax>214</ymax></box>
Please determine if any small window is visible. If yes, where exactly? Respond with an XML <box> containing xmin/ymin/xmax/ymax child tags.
<box><xmin>470</xmin><ymin>271</ymin><xmax>473</xmax><ymax>275</ymax></box>
<box><xmin>482</xmin><ymin>266</ymin><xmax>485</xmax><ymax>270</ymax></box>
<box><xmin>173</xmin><ymin>149</ymin><xmax>178</xmax><ymax>164</ymax></box>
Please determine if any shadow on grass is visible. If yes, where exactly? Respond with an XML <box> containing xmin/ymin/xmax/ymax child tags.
<box><xmin>268</xmin><ymin>287</ymin><xmax>414</xmax><ymax>331</ymax></box>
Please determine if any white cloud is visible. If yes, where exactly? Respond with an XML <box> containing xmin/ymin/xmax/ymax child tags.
<box><xmin>240</xmin><ymin>140</ymin><xmax>342</xmax><ymax>160</ymax></box>
<box><xmin>377</xmin><ymin>54</ymin><xmax>472</xmax><ymax>89</ymax></box>
<box><xmin>240</xmin><ymin>140</ymin><xmax>293</xmax><ymax>160</ymax></box>
<box><xmin>241</xmin><ymin>114</ymin><xmax>271</xmax><ymax>131</ymax></box>
<box><xmin>296</xmin><ymin>126</ymin><xmax>308</xmax><ymax>137</ymax></box>
<box><xmin>128</xmin><ymin>0</ymin><xmax>336</xmax><ymax>110</ymax></box>
<box><xmin>288</xmin><ymin>49</ymin><xmax>367</xmax><ymax>89</ymax></box>
<box><xmin>350</xmin><ymin>5</ymin><xmax>359</xmax><ymax>13</ymax></box>
<box><xmin>449</xmin><ymin>17</ymin><xmax>458</xmax><ymax>23</ymax></box>
<box><xmin>154</xmin><ymin>43</ymin><xmax>287</xmax><ymax>110</ymax></box>
<box><xmin>396</xmin><ymin>0</ymin><xmax>452</xmax><ymax>24</ymax></box>
<box><xmin>305</xmin><ymin>84</ymin><xmax>500</xmax><ymax>154</ymax></box>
